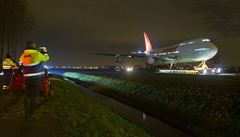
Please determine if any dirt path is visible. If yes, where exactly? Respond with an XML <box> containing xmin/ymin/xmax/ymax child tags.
<box><xmin>0</xmin><ymin>92</ymin><xmax>61</xmax><ymax>137</ymax></box>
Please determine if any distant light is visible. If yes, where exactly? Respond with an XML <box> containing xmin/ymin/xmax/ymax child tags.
<box><xmin>202</xmin><ymin>39</ymin><xmax>210</xmax><ymax>42</ymax></box>
<box><xmin>126</xmin><ymin>67</ymin><xmax>133</xmax><ymax>72</ymax></box>
<box><xmin>217</xmin><ymin>68</ymin><xmax>222</xmax><ymax>73</ymax></box>
<box><xmin>212</xmin><ymin>69</ymin><xmax>216</xmax><ymax>73</ymax></box>
<box><xmin>203</xmin><ymin>69</ymin><xmax>207</xmax><ymax>75</ymax></box>
<box><xmin>115</xmin><ymin>66</ymin><xmax>121</xmax><ymax>72</ymax></box>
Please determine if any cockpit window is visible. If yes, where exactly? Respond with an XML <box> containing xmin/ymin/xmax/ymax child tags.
<box><xmin>179</xmin><ymin>43</ymin><xmax>186</xmax><ymax>46</ymax></box>
<box><xmin>202</xmin><ymin>39</ymin><xmax>210</xmax><ymax>42</ymax></box>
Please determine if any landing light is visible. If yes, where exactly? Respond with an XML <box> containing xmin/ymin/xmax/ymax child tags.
<box><xmin>126</xmin><ymin>67</ymin><xmax>133</xmax><ymax>72</ymax></box>
<box><xmin>212</xmin><ymin>69</ymin><xmax>216</xmax><ymax>73</ymax></box>
<box><xmin>203</xmin><ymin>69</ymin><xmax>207</xmax><ymax>75</ymax></box>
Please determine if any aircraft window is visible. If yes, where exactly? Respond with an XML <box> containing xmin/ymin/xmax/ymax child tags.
<box><xmin>188</xmin><ymin>42</ymin><xmax>195</xmax><ymax>44</ymax></box>
<box><xmin>202</xmin><ymin>39</ymin><xmax>210</xmax><ymax>42</ymax></box>
<box><xmin>180</xmin><ymin>43</ymin><xmax>186</xmax><ymax>46</ymax></box>
<box><xmin>168</xmin><ymin>51</ymin><xmax>179</xmax><ymax>54</ymax></box>
<box><xmin>159</xmin><ymin>53</ymin><xmax>166</xmax><ymax>55</ymax></box>
<box><xmin>194</xmin><ymin>48</ymin><xmax>210</xmax><ymax>51</ymax></box>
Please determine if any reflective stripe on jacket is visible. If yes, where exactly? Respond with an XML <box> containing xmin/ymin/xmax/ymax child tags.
<box><xmin>2</xmin><ymin>58</ymin><xmax>16</xmax><ymax>70</ymax></box>
<box><xmin>20</xmin><ymin>49</ymin><xmax>49</xmax><ymax>79</ymax></box>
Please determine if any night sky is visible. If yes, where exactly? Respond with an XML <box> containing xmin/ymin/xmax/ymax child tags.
<box><xmin>26</xmin><ymin>0</ymin><xmax>240</xmax><ymax>66</ymax></box>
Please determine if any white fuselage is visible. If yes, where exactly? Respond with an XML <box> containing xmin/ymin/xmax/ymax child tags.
<box><xmin>148</xmin><ymin>38</ymin><xmax>218</xmax><ymax>64</ymax></box>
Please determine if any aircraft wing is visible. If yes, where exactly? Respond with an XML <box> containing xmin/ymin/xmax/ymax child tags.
<box><xmin>87</xmin><ymin>52</ymin><xmax>137</xmax><ymax>63</ymax></box>
<box><xmin>160</xmin><ymin>55</ymin><xmax>178</xmax><ymax>61</ymax></box>
<box><xmin>131</xmin><ymin>53</ymin><xmax>178</xmax><ymax>64</ymax></box>
<box><xmin>87</xmin><ymin>52</ymin><xmax>130</xmax><ymax>57</ymax></box>
<box><xmin>88</xmin><ymin>52</ymin><xmax>177</xmax><ymax>60</ymax></box>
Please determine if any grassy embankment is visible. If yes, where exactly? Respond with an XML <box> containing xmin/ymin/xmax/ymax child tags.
<box><xmin>63</xmin><ymin>72</ymin><xmax>240</xmax><ymax>137</ymax></box>
<box><xmin>0</xmin><ymin>78</ymin><xmax>150</xmax><ymax>137</ymax></box>
<box><xmin>36</xmin><ymin>78</ymin><xmax>151</xmax><ymax>137</ymax></box>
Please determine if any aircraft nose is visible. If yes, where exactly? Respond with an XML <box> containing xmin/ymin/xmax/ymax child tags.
<box><xmin>208</xmin><ymin>43</ymin><xmax>218</xmax><ymax>58</ymax></box>
<box><xmin>210</xmin><ymin>43</ymin><xmax>218</xmax><ymax>53</ymax></box>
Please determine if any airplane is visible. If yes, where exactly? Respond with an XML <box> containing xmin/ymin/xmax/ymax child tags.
<box><xmin>91</xmin><ymin>32</ymin><xmax>218</xmax><ymax>70</ymax></box>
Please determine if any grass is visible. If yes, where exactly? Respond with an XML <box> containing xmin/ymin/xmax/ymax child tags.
<box><xmin>63</xmin><ymin>72</ymin><xmax>240</xmax><ymax>137</ymax></box>
<box><xmin>35</xmin><ymin>78</ymin><xmax>151</xmax><ymax>137</ymax></box>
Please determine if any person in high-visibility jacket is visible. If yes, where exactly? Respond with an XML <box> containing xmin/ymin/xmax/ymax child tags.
<box><xmin>20</xmin><ymin>41</ymin><xmax>49</xmax><ymax>119</ymax></box>
<box><xmin>2</xmin><ymin>54</ymin><xmax>17</xmax><ymax>90</ymax></box>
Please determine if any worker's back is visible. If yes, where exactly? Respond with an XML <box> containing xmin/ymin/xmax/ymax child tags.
<box><xmin>2</xmin><ymin>58</ymin><xmax>15</xmax><ymax>70</ymax></box>
<box><xmin>20</xmin><ymin>49</ymin><xmax>49</xmax><ymax>79</ymax></box>
<box><xmin>2</xmin><ymin>55</ymin><xmax>16</xmax><ymax>90</ymax></box>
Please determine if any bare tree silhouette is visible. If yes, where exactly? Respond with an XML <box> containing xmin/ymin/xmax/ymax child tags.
<box><xmin>0</xmin><ymin>0</ymin><xmax>34</xmax><ymax>62</ymax></box>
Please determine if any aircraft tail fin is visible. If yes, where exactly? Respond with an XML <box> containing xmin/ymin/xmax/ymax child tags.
<box><xmin>144</xmin><ymin>32</ymin><xmax>153</xmax><ymax>54</ymax></box>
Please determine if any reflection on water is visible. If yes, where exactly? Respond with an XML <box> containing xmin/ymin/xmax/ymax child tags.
<box><xmin>142</xmin><ymin>113</ymin><xmax>148</xmax><ymax>123</ymax></box>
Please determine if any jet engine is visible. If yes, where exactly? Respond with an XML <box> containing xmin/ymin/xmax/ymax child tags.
<box><xmin>145</xmin><ymin>57</ymin><xmax>155</xmax><ymax>65</ymax></box>
<box><xmin>115</xmin><ymin>54</ymin><xmax>123</xmax><ymax>63</ymax></box>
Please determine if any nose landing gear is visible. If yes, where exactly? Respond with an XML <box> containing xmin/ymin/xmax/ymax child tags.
<box><xmin>195</xmin><ymin>60</ymin><xmax>209</xmax><ymax>71</ymax></box>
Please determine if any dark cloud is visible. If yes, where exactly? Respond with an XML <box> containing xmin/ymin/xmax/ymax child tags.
<box><xmin>26</xmin><ymin>0</ymin><xmax>240</xmax><ymax>66</ymax></box>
